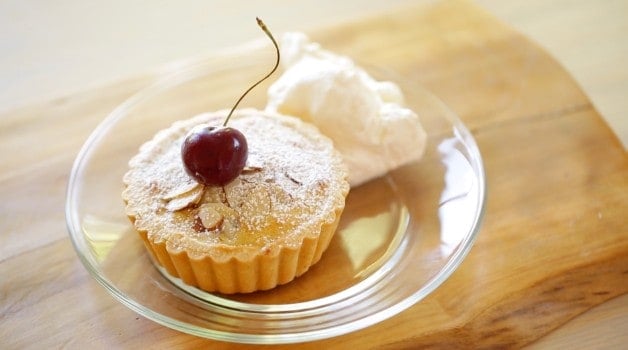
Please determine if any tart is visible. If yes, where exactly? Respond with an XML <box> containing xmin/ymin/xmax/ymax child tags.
<box><xmin>122</xmin><ymin>108</ymin><xmax>349</xmax><ymax>294</ymax></box>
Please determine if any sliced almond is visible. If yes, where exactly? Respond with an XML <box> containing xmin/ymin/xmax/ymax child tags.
<box><xmin>197</xmin><ymin>203</ymin><xmax>224</xmax><ymax>230</ymax></box>
<box><xmin>224</xmin><ymin>178</ymin><xmax>243</xmax><ymax>207</ymax></box>
<box><xmin>240</xmin><ymin>186</ymin><xmax>271</xmax><ymax>218</ymax></box>
<box><xmin>246</xmin><ymin>154</ymin><xmax>264</xmax><ymax>169</ymax></box>
<box><xmin>242</xmin><ymin>166</ymin><xmax>263</xmax><ymax>174</ymax></box>
<box><xmin>165</xmin><ymin>185</ymin><xmax>204</xmax><ymax>211</ymax></box>
<box><xmin>162</xmin><ymin>181</ymin><xmax>202</xmax><ymax>201</ymax></box>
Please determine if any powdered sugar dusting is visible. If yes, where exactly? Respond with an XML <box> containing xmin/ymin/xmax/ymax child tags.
<box><xmin>122</xmin><ymin>109</ymin><xmax>348</xmax><ymax>252</ymax></box>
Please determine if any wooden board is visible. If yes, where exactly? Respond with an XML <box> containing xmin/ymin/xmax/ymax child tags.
<box><xmin>1</xmin><ymin>0</ymin><xmax>626</xmax><ymax>348</ymax></box>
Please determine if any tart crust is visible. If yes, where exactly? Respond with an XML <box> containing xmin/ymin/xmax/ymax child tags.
<box><xmin>122</xmin><ymin>109</ymin><xmax>349</xmax><ymax>294</ymax></box>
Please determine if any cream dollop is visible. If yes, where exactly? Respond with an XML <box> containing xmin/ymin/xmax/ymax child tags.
<box><xmin>265</xmin><ymin>32</ymin><xmax>427</xmax><ymax>187</ymax></box>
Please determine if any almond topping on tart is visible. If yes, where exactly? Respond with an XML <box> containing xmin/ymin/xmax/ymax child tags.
<box><xmin>241</xmin><ymin>165</ymin><xmax>263</xmax><ymax>174</ymax></box>
<box><xmin>164</xmin><ymin>183</ymin><xmax>205</xmax><ymax>211</ymax></box>
<box><xmin>197</xmin><ymin>203</ymin><xmax>225</xmax><ymax>230</ymax></box>
<box><xmin>162</xmin><ymin>181</ymin><xmax>203</xmax><ymax>201</ymax></box>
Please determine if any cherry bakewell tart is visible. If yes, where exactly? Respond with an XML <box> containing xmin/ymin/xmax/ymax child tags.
<box><xmin>122</xmin><ymin>108</ymin><xmax>349</xmax><ymax>294</ymax></box>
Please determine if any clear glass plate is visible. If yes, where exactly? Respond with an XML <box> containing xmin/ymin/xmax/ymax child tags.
<box><xmin>66</xmin><ymin>47</ymin><xmax>486</xmax><ymax>344</ymax></box>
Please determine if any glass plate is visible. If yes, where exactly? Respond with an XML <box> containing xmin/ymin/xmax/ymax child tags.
<box><xmin>66</xmin><ymin>47</ymin><xmax>486</xmax><ymax>344</ymax></box>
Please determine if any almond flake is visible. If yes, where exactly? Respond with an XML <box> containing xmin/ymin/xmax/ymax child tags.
<box><xmin>223</xmin><ymin>178</ymin><xmax>242</xmax><ymax>207</ymax></box>
<box><xmin>165</xmin><ymin>185</ymin><xmax>204</xmax><ymax>211</ymax></box>
<box><xmin>197</xmin><ymin>203</ymin><xmax>224</xmax><ymax>230</ymax></box>
<box><xmin>162</xmin><ymin>181</ymin><xmax>203</xmax><ymax>201</ymax></box>
<box><xmin>242</xmin><ymin>166</ymin><xmax>263</xmax><ymax>174</ymax></box>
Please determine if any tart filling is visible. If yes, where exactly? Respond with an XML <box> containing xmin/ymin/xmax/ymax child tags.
<box><xmin>123</xmin><ymin>109</ymin><xmax>349</xmax><ymax>293</ymax></box>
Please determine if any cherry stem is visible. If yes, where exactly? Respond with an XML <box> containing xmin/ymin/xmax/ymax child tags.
<box><xmin>223</xmin><ymin>17</ymin><xmax>280</xmax><ymax>127</ymax></box>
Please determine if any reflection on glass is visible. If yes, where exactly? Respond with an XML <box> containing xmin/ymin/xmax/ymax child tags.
<box><xmin>438</xmin><ymin>136</ymin><xmax>479</xmax><ymax>256</ymax></box>
<box><xmin>340</xmin><ymin>212</ymin><xmax>392</xmax><ymax>272</ymax></box>
<box><xmin>338</xmin><ymin>201</ymin><xmax>408</xmax><ymax>279</ymax></box>
<box><xmin>83</xmin><ymin>215</ymin><xmax>127</xmax><ymax>262</ymax></box>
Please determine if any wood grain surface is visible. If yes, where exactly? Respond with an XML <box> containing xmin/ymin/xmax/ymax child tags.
<box><xmin>1</xmin><ymin>0</ymin><xmax>626</xmax><ymax>348</ymax></box>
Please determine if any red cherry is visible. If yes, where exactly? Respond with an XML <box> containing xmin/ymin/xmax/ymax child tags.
<box><xmin>179</xmin><ymin>18</ymin><xmax>278</xmax><ymax>187</ymax></box>
<box><xmin>181</xmin><ymin>125</ymin><xmax>248</xmax><ymax>186</ymax></box>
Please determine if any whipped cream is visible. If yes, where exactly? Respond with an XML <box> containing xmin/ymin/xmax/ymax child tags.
<box><xmin>265</xmin><ymin>32</ymin><xmax>427</xmax><ymax>187</ymax></box>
